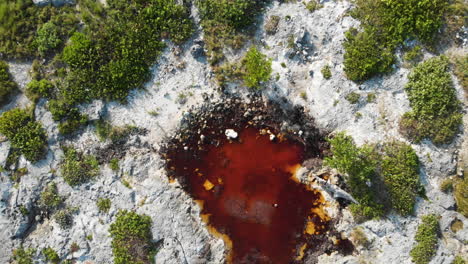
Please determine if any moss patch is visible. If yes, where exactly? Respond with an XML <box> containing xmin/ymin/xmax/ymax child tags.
<box><xmin>410</xmin><ymin>214</ymin><xmax>440</xmax><ymax>264</ymax></box>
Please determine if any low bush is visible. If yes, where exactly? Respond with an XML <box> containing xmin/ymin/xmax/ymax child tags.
<box><xmin>109</xmin><ymin>158</ymin><xmax>119</xmax><ymax>172</ymax></box>
<box><xmin>410</xmin><ymin>214</ymin><xmax>440</xmax><ymax>264</ymax></box>
<box><xmin>242</xmin><ymin>46</ymin><xmax>272</xmax><ymax>89</ymax></box>
<box><xmin>454</xmin><ymin>174</ymin><xmax>468</xmax><ymax>217</ymax></box>
<box><xmin>0</xmin><ymin>108</ymin><xmax>47</xmax><ymax>162</ymax></box>
<box><xmin>451</xmin><ymin>55</ymin><xmax>467</xmax><ymax>95</ymax></box>
<box><xmin>95</xmin><ymin>119</ymin><xmax>138</xmax><ymax>143</ymax></box>
<box><xmin>97</xmin><ymin>197</ymin><xmax>111</xmax><ymax>213</ymax></box>
<box><xmin>403</xmin><ymin>45</ymin><xmax>423</xmax><ymax>64</ymax></box>
<box><xmin>379</xmin><ymin>141</ymin><xmax>423</xmax><ymax>216</ymax></box>
<box><xmin>399</xmin><ymin>56</ymin><xmax>462</xmax><ymax>144</ymax></box>
<box><xmin>60</xmin><ymin>147</ymin><xmax>99</xmax><ymax>186</ymax></box>
<box><xmin>440</xmin><ymin>178</ymin><xmax>454</xmax><ymax>193</ymax></box>
<box><xmin>54</xmin><ymin>208</ymin><xmax>74</xmax><ymax>229</ymax></box>
<box><xmin>453</xmin><ymin>256</ymin><xmax>466</xmax><ymax>264</ymax></box>
<box><xmin>25</xmin><ymin>79</ymin><xmax>53</xmax><ymax>102</ymax></box>
<box><xmin>11</xmin><ymin>247</ymin><xmax>35</xmax><ymax>264</ymax></box>
<box><xmin>42</xmin><ymin>247</ymin><xmax>60</xmax><ymax>264</ymax></box>
<box><xmin>305</xmin><ymin>1</ymin><xmax>323</xmax><ymax>12</ymax></box>
<box><xmin>38</xmin><ymin>182</ymin><xmax>62</xmax><ymax>213</ymax></box>
<box><xmin>109</xmin><ymin>210</ymin><xmax>156</xmax><ymax>264</ymax></box>
<box><xmin>34</xmin><ymin>21</ymin><xmax>62</xmax><ymax>57</ymax></box>
<box><xmin>321</xmin><ymin>65</ymin><xmax>332</xmax><ymax>79</ymax></box>
<box><xmin>350</xmin><ymin>227</ymin><xmax>370</xmax><ymax>248</ymax></box>
<box><xmin>344</xmin><ymin>0</ymin><xmax>448</xmax><ymax>81</ymax></box>
<box><xmin>0</xmin><ymin>60</ymin><xmax>18</xmax><ymax>105</ymax></box>
<box><xmin>345</xmin><ymin>92</ymin><xmax>360</xmax><ymax>104</ymax></box>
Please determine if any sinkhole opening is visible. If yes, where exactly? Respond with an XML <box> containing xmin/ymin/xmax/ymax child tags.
<box><xmin>162</xmin><ymin>95</ymin><xmax>351</xmax><ymax>263</ymax></box>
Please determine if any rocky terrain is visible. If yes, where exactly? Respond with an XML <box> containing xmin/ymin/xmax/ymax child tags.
<box><xmin>0</xmin><ymin>0</ymin><xmax>467</xmax><ymax>263</ymax></box>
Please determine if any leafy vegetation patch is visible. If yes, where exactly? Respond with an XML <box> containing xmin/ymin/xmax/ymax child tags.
<box><xmin>196</xmin><ymin>0</ymin><xmax>268</xmax><ymax>65</ymax></box>
<box><xmin>60</xmin><ymin>147</ymin><xmax>99</xmax><ymax>186</ymax></box>
<box><xmin>454</xmin><ymin>173</ymin><xmax>468</xmax><ymax>217</ymax></box>
<box><xmin>0</xmin><ymin>108</ymin><xmax>47</xmax><ymax>162</ymax></box>
<box><xmin>11</xmin><ymin>247</ymin><xmax>35</xmax><ymax>264</ymax></box>
<box><xmin>0</xmin><ymin>60</ymin><xmax>18</xmax><ymax>105</ymax></box>
<box><xmin>25</xmin><ymin>79</ymin><xmax>53</xmax><ymax>102</ymax></box>
<box><xmin>38</xmin><ymin>182</ymin><xmax>62</xmax><ymax>213</ymax></box>
<box><xmin>109</xmin><ymin>210</ymin><xmax>156</xmax><ymax>264</ymax></box>
<box><xmin>344</xmin><ymin>0</ymin><xmax>448</xmax><ymax>81</ymax></box>
<box><xmin>243</xmin><ymin>46</ymin><xmax>272</xmax><ymax>89</ymax></box>
<box><xmin>42</xmin><ymin>247</ymin><xmax>60</xmax><ymax>264</ymax></box>
<box><xmin>451</xmin><ymin>54</ymin><xmax>467</xmax><ymax>96</ymax></box>
<box><xmin>399</xmin><ymin>56</ymin><xmax>462</xmax><ymax>144</ymax></box>
<box><xmin>0</xmin><ymin>0</ymin><xmax>78</xmax><ymax>59</ymax></box>
<box><xmin>345</xmin><ymin>92</ymin><xmax>360</xmax><ymax>104</ymax></box>
<box><xmin>410</xmin><ymin>214</ymin><xmax>440</xmax><ymax>264</ymax></box>
<box><xmin>326</xmin><ymin>133</ymin><xmax>424</xmax><ymax>221</ymax></box>
<box><xmin>321</xmin><ymin>65</ymin><xmax>332</xmax><ymax>79</ymax></box>
<box><xmin>97</xmin><ymin>197</ymin><xmax>111</xmax><ymax>213</ymax></box>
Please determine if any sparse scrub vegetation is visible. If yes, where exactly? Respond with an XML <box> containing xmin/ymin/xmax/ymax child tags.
<box><xmin>451</xmin><ymin>55</ymin><xmax>467</xmax><ymax>95</ymax></box>
<box><xmin>321</xmin><ymin>65</ymin><xmax>332</xmax><ymax>79</ymax></box>
<box><xmin>345</xmin><ymin>92</ymin><xmax>360</xmax><ymax>104</ymax></box>
<box><xmin>305</xmin><ymin>1</ymin><xmax>323</xmax><ymax>12</ymax></box>
<box><xmin>38</xmin><ymin>182</ymin><xmax>62</xmax><ymax>213</ymax></box>
<box><xmin>454</xmin><ymin>174</ymin><xmax>468</xmax><ymax>217</ymax></box>
<box><xmin>440</xmin><ymin>178</ymin><xmax>454</xmax><ymax>193</ymax></box>
<box><xmin>97</xmin><ymin>198</ymin><xmax>111</xmax><ymax>213</ymax></box>
<box><xmin>350</xmin><ymin>227</ymin><xmax>370</xmax><ymax>248</ymax></box>
<box><xmin>60</xmin><ymin>147</ymin><xmax>99</xmax><ymax>186</ymax></box>
<box><xmin>399</xmin><ymin>56</ymin><xmax>462</xmax><ymax>144</ymax></box>
<box><xmin>42</xmin><ymin>247</ymin><xmax>60</xmax><ymax>264</ymax></box>
<box><xmin>54</xmin><ymin>208</ymin><xmax>75</xmax><ymax>229</ymax></box>
<box><xmin>404</xmin><ymin>45</ymin><xmax>423</xmax><ymax>65</ymax></box>
<box><xmin>326</xmin><ymin>133</ymin><xmax>424</xmax><ymax>221</ymax></box>
<box><xmin>109</xmin><ymin>210</ymin><xmax>156</xmax><ymax>264</ymax></box>
<box><xmin>410</xmin><ymin>214</ymin><xmax>440</xmax><ymax>264</ymax></box>
<box><xmin>0</xmin><ymin>108</ymin><xmax>47</xmax><ymax>162</ymax></box>
<box><xmin>11</xmin><ymin>247</ymin><xmax>35</xmax><ymax>264</ymax></box>
<box><xmin>265</xmin><ymin>16</ymin><xmax>280</xmax><ymax>35</ymax></box>
<box><xmin>344</xmin><ymin>0</ymin><xmax>448</xmax><ymax>81</ymax></box>
<box><xmin>242</xmin><ymin>46</ymin><xmax>272</xmax><ymax>89</ymax></box>
<box><xmin>25</xmin><ymin>79</ymin><xmax>53</xmax><ymax>102</ymax></box>
<box><xmin>0</xmin><ymin>60</ymin><xmax>18</xmax><ymax>105</ymax></box>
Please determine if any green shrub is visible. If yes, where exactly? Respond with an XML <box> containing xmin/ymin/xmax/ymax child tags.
<box><xmin>344</xmin><ymin>0</ymin><xmax>447</xmax><ymax>81</ymax></box>
<box><xmin>0</xmin><ymin>60</ymin><xmax>18</xmax><ymax>105</ymax></box>
<box><xmin>404</xmin><ymin>45</ymin><xmax>423</xmax><ymax>64</ymax></box>
<box><xmin>321</xmin><ymin>65</ymin><xmax>332</xmax><ymax>79</ymax></box>
<box><xmin>399</xmin><ymin>56</ymin><xmax>462</xmax><ymax>144</ymax></box>
<box><xmin>60</xmin><ymin>147</ymin><xmax>99</xmax><ymax>186</ymax></box>
<box><xmin>410</xmin><ymin>214</ymin><xmax>440</xmax><ymax>264</ymax></box>
<box><xmin>97</xmin><ymin>197</ymin><xmax>111</xmax><ymax>213</ymax></box>
<box><xmin>109</xmin><ymin>210</ymin><xmax>156</xmax><ymax>264</ymax></box>
<box><xmin>196</xmin><ymin>0</ymin><xmax>267</xmax><ymax>64</ymax></box>
<box><xmin>325</xmin><ymin>133</ymin><xmax>384</xmax><ymax>221</ymax></box>
<box><xmin>451</xmin><ymin>55</ymin><xmax>467</xmax><ymax>95</ymax></box>
<box><xmin>25</xmin><ymin>79</ymin><xmax>53</xmax><ymax>102</ymax></box>
<box><xmin>11</xmin><ymin>247</ymin><xmax>35</xmax><ymax>264</ymax></box>
<box><xmin>242</xmin><ymin>46</ymin><xmax>272</xmax><ymax>89</ymax></box>
<box><xmin>54</xmin><ymin>208</ymin><xmax>74</xmax><ymax>229</ymax></box>
<box><xmin>38</xmin><ymin>182</ymin><xmax>62</xmax><ymax>213</ymax></box>
<box><xmin>109</xmin><ymin>158</ymin><xmax>119</xmax><ymax>171</ymax></box>
<box><xmin>305</xmin><ymin>1</ymin><xmax>323</xmax><ymax>12</ymax></box>
<box><xmin>345</xmin><ymin>92</ymin><xmax>360</xmax><ymax>104</ymax></box>
<box><xmin>343</xmin><ymin>28</ymin><xmax>395</xmax><ymax>81</ymax></box>
<box><xmin>47</xmin><ymin>99</ymin><xmax>89</xmax><ymax>135</ymax></box>
<box><xmin>95</xmin><ymin>119</ymin><xmax>137</xmax><ymax>143</ymax></box>
<box><xmin>42</xmin><ymin>247</ymin><xmax>60</xmax><ymax>264</ymax></box>
<box><xmin>380</xmin><ymin>141</ymin><xmax>423</xmax><ymax>216</ymax></box>
<box><xmin>0</xmin><ymin>108</ymin><xmax>47</xmax><ymax>162</ymax></box>
<box><xmin>0</xmin><ymin>0</ymin><xmax>78</xmax><ymax>58</ymax></box>
<box><xmin>34</xmin><ymin>21</ymin><xmax>62</xmax><ymax>56</ymax></box>
<box><xmin>440</xmin><ymin>178</ymin><xmax>454</xmax><ymax>193</ymax></box>
<box><xmin>454</xmin><ymin>174</ymin><xmax>468</xmax><ymax>217</ymax></box>
<box><xmin>453</xmin><ymin>256</ymin><xmax>466</xmax><ymax>264</ymax></box>
<box><xmin>367</xmin><ymin>92</ymin><xmax>376</xmax><ymax>103</ymax></box>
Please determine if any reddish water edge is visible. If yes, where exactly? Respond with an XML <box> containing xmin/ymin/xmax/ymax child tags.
<box><xmin>168</xmin><ymin>127</ymin><xmax>330</xmax><ymax>263</ymax></box>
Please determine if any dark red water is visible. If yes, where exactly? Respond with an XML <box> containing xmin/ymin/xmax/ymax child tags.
<box><xmin>168</xmin><ymin>127</ymin><xmax>330</xmax><ymax>263</ymax></box>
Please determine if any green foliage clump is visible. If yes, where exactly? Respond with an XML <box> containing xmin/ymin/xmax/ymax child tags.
<box><xmin>38</xmin><ymin>182</ymin><xmax>62</xmax><ymax>213</ymax></box>
<box><xmin>379</xmin><ymin>141</ymin><xmax>423</xmax><ymax>216</ymax></box>
<box><xmin>25</xmin><ymin>79</ymin><xmax>53</xmax><ymax>102</ymax></box>
<box><xmin>325</xmin><ymin>133</ymin><xmax>384</xmax><ymax>221</ymax></box>
<box><xmin>0</xmin><ymin>60</ymin><xmax>18</xmax><ymax>105</ymax></box>
<box><xmin>410</xmin><ymin>214</ymin><xmax>440</xmax><ymax>264</ymax></box>
<box><xmin>109</xmin><ymin>210</ymin><xmax>156</xmax><ymax>264</ymax></box>
<box><xmin>60</xmin><ymin>147</ymin><xmax>99</xmax><ymax>186</ymax></box>
<box><xmin>109</xmin><ymin>158</ymin><xmax>119</xmax><ymax>172</ymax></box>
<box><xmin>42</xmin><ymin>247</ymin><xmax>60</xmax><ymax>264</ymax></box>
<box><xmin>60</xmin><ymin>0</ymin><xmax>193</xmax><ymax>104</ymax></box>
<box><xmin>451</xmin><ymin>55</ymin><xmax>467</xmax><ymax>96</ymax></box>
<box><xmin>242</xmin><ymin>46</ymin><xmax>272</xmax><ymax>89</ymax></box>
<box><xmin>367</xmin><ymin>93</ymin><xmax>376</xmax><ymax>103</ymax></box>
<box><xmin>344</xmin><ymin>0</ymin><xmax>448</xmax><ymax>81</ymax></box>
<box><xmin>453</xmin><ymin>256</ymin><xmax>466</xmax><ymax>264</ymax></box>
<box><xmin>305</xmin><ymin>1</ymin><xmax>323</xmax><ymax>12</ymax></box>
<box><xmin>196</xmin><ymin>0</ymin><xmax>267</xmax><ymax>64</ymax></box>
<box><xmin>97</xmin><ymin>197</ymin><xmax>111</xmax><ymax>213</ymax></box>
<box><xmin>95</xmin><ymin>119</ymin><xmax>137</xmax><ymax>143</ymax></box>
<box><xmin>440</xmin><ymin>178</ymin><xmax>454</xmax><ymax>193</ymax></box>
<box><xmin>345</xmin><ymin>92</ymin><xmax>360</xmax><ymax>104</ymax></box>
<box><xmin>321</xmin><ymin>65</ymin><xmax>332</xmax><ymax>79</ymax></box>
<box><xmin>47</xmin><ymin>99</ymin><xmax>89</xmax><ymax>135</ymax></box>
<box><xmin>0</xmin><ymin>108</ymin><xmax>47</xmax><ymax>162</ymax></box>
<box><xmin>404</xmin><ymin>45</ymin><xmax>423</xmax><ymax>64</ymax></box>
<box><xmin>34</xmin><ymin>21</ymin><xmax>62</xmax><ymax>57</ymax></box>
<box><xmin>11</xmin><ymin>247</ymin><xmax>35</xmax><ymax>264</ymax></box>
<box><xmin>54</xmin><ymin>208</ymin><xmax>74</xmax><ymax>229</ymax></box>
<box><xmin>0</xmin><ymin>0</ymin><xmax>78</xmax><ymax>58</ymax></box>
<box><xmin>399</xmin><ymin>56</ymin><xmax>462</xmax><ymax>144</ymax></box>
<box><xmin>343</xmin><ymin>28</ymin><xmax>395</xmax><ymax>81</ymax></box>
<box><xmin>454</xmin><ymin>174</ymin><xmax>468</xmax><ymax>217</ymax></box>
<box><xmin>326</xmin><ymin>133</ymin><xmax>424</xmax><ymax>221</ymax></box>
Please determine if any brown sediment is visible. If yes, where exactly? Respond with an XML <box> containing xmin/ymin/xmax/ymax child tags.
<box><xmin>162</xmin><ymin>95</ymin><xmax>352</xmax><ymax>263</ymax></box>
